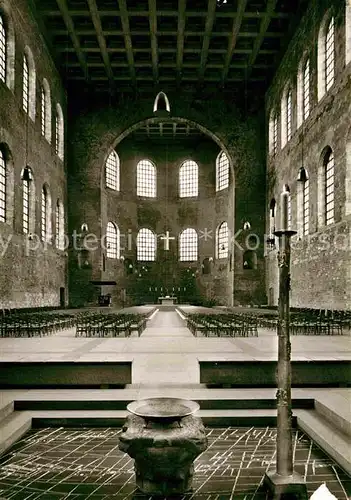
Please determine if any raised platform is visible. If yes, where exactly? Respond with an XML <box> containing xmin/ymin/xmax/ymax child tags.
<box><xmin>199</xmin><ymin>359</ymin><xmax>351</xmax><ymax>387</ymax></box>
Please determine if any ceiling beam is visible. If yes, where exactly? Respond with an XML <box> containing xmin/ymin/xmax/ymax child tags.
<box><xmin>51</xmin><ymin>29</ymin><xmax>284</xmax><ymax>38</ymax></box>
<box><xmin>57</xmin><ymin>47</ymin><xmax>278</xmax><ymax>55</ymax></box>
<box><xmin>176</xmin><ymin>0</ymin><xmax>186</xmax><ymax>86</ymax></box>
<box><xmin>41</xmin><ymin>9</ymin><xmax>290</xmax><ymax>19</ymax></box>
<box><xmin>198</xmin><ymin>0</ymin><xmax>217</xmax><ymax>82</ymax></box>
<box><xmin>246</xmin><ymin>0</ymin><xmax>278</xmax><ymax>80</ymax></box>
<box><xmin>117</xmin><ymin>0</ymin><xmax>136</xmax><ymax>86</ymax></box>
<box><xmin>221</xmin><ymin>0</ymin><xmax>247</xmax><ymax>84</ymax></box>
<box><xmin>148</xmin><ymin>0</ymin><xmax>158</xmax><ymax>85</ymax></box>
<box><xmin>86</xmin><ymin>0</ymin><xmax>114</xmax><ymax>89</ymax></box>
<box><xmin>55</xmin><ymin>0</ymin><xmax>89</xmax><ymax>81</ymax></box>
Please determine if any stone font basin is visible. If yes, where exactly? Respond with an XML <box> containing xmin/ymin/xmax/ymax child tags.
<box><xmin>127</xmin><ymin>397</ymin><xmax>200</xmax><ymax>420</ymax></box>
<box><xmin>119</xmin><ymin>397</ymin><xmax>207</xmax><ymax>495</ymax></box>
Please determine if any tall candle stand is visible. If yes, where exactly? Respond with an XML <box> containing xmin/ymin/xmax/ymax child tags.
<box><xmin>264</xmin><ymin>189</ymin><xmax>307</xmax><ymax>499</ymax></box>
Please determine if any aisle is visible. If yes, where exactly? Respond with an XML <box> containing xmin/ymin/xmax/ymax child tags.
<box><xmin>132</xmin><ymin>310</ymin><xmax>199</xmax><ymax>385</ymax></box>
<box><xmin>141</xmin><ymin>310</ymin><xmax>194</xmax><ymax>337</ymax></box>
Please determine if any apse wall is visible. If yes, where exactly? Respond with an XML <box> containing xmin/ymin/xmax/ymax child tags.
<box><xmin>99</xmin><ymin>137</ymin><xmax>235</xmax><ymax>306</ymax></box>
<box><xmin>0</xmin><ymin>0</ymin><xmax>67</xmax><ymax>309</ymax></box>
<box><xmin>67</xmin><ymin>95</ymin><xmax>266</xmax><ymax>308</ymax></box>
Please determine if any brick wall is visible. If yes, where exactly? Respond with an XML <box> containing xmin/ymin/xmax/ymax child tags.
<box><xmin>265</xmin><ymin>0</ymin><xmax>351</xmax><ymax>310</ymax></box>
<box><xmin>0</xmin><ymin>0</ymin><xmax>67</xmax><ymax>309</ymax></box>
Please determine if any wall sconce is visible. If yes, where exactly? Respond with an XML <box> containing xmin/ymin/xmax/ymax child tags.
<box><xmin>208</xmin><ymin>257</ymin><xmax>213</xmax><ymax>262</ymax></box>
<box><xmin>297</xmin><ymin>167</ymin><xmax>308</xmax><ymax>182</ymax></box>
<box><xmin>120</xmin><ymin>255</ymin><xmax>125</xmax><ymax>262</ymax></box>
<box><xmin>81</xmin><ymin>223</ymin><xmax>89</xmax><ymax>232</ymax></box>
<box><xmin>243</xmin><ymin>221</ymin><xmax>251</xmax><ymax>231</ymax></box>
<box><xmin>20</xmin><ymin>166</ymin><xmax>33</xmax><ymax>182</ymax></box>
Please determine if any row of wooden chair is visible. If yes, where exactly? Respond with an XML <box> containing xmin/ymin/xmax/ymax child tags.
<box><xmin>0</xmin><ymin>313</ymin><xmax>75</xmax><ymax>337</ymax></box>
<box><xmin>75</xmin><ymin>312</ymin><xmax>148</xmax><ymax>337</ymax></box>
<box><xmin>186</xmin><ymin>313</ymin><xmax>258</xmax><ymax>337</ymax></box>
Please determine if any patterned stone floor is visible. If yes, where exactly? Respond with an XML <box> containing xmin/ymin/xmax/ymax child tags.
<box><xmin>0</xmin><ymin>427</ymin><xmax>350</xmax><ymax>499</ymax></box>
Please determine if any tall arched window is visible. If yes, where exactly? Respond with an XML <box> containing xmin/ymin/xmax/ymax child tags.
<box><xmin>324</xmin><ymin>148</ymin><xmax>335</xmax><ymax>225</ymax></box>
<box><xmin>281</xmin><ymin>86</ymin><xmax>292</xmax><ymax>148</ymax></box>
<box><xmin>302</xmin><ymin>175</ymin><xmax>310</xmax><ymax>235</ymax></box>
<box><xmin>55</xmin><ymin>103</ymin><xmax>64</xmax><ymax>160</ymax></box>
<box><xmin>137</xmin><ymin>159</ymin><xmax>156</xmax><ymax>197</ymax></box>
<box><xmin>286</xmin><ymin>89</ymin><xmax>292</xmax><ymax>142</ymax></box>
<box><xmin>22</xmin><ymin>168</ymin><xmax>34</xmax><ymax>234</ymax></box>
<box><xmin>22</xmin><ymin>54</ymin><xmax>29</xmax><ymax>113</ymax></box>
<box><xmin>179</xmin><ymin>228</ymin><xmax>198</xmax><ymax>262</ymax></box>
<box><xmin>318</xmin><ymin>14</ymin><xmax>335</xmax><ymax>100</ymax></box>
<box><xmin>41</xmin><ymin>79</ymin><xmax>51</xmax><ymax>142</ymax></box>
<box><xmin>302</xmin><ymin>58</ymin><xmax>310</xmax><ymax>121</ymax></box>
<box><xmin>179</xmin><ymin>160</ymin><xmax>198</xmax><ymax>197</ymax></box>
<box><xmin>41</xmin><ymin>185</ymin><xmax>51</xmax><ymax>242</ymax></box>
<box><xmin>55</xmin><ymin>199</ymin><xmax>65</xmax><ymax>250</ymax></box>
<box><xmin>269</xmin><ymin>198</ymin><xmax>276</xmax><ymax>239</ymax></box>
<box><xmin>0</xmin><ymin>14</ymin><xmax>6</xmax><ymax>83</ymax></box>
<box><xmin>216</xmin><ymin>222</ymin><xmax>229</xmax><ymax>259</ymax></box>
<box><xmin>23</xmin><ymin>47</ymin><xmax>36</xmax><ymax>120</ymax></box>
<box><xmin>325</xmin><ymin>17</ymin><xmax>335</xmax><ymax>92</ymax></box>
<box><xmin>105</xmin><ymin>150</ymin><xmax>120</xmax><ymax>191</ymax></box>
<box><xmin>0</xmin><ymin>148</ymin><xmax>6</xmax><ymax>222</ymax></box>
<box><xmin>106</xmin><ymin>222</ymin><xmax>119</xmax><ymax>259</ymax></box>
<box><xmin>216</xmin><ymin>151</ymin><xmax>229</xmax><ymax>191</ymax></box>
<box><xmin>137</xmin><ymin>228</ymin><xmax>156</xmax><ymax>261</ymax></box>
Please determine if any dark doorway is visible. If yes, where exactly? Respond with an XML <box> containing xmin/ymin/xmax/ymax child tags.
<box><xmin>60</xmin><ymin>287</ymin><xmax>65</xmax><ymax>308</ymax></box>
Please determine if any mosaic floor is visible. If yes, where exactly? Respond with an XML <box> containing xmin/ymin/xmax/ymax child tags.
<box><xmin>0</xmin><ymin>427</ymin><xmax>349</xmax><ymax>499</ymax></box>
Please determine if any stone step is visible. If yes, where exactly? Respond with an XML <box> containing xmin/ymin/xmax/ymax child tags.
<box><xmin>0</xmin><ymin>411</ymin><xmax>32</xmax><ymax>456</ymax></box>
<box><xmin>28</xmin><ymin>408</ymin><xmax>281</xmax><ymax>428</ymax></box>
<box><xmin>13</xmin><ymin>397</ymin><xmax>314</xmax><ymax>411</ymax></box>
<box><xmin>0</xmin><ymin>400</ymin><xmax>14</xmax><ymax>423</ymax></box>
<box><xmin>295</xmin><ymin>409</ymin><xmax>351</xmax><ymax>476</ymax></box>
<box><xmin>314</xmin><ymin>396</ymin><xmax>351</xmax><ymax>437</ymax></box>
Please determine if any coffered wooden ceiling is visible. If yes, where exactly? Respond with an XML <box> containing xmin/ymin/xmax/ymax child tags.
<box><xmin>32</xmin><ymin>0</ymin><xmax>309</xmax><ymax>100</ymax></box>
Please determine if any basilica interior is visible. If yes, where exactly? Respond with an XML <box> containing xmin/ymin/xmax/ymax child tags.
<box><xmin>0</xmin><ymin>0</ymin><xmax>350</xmax><ymax>498</ymax></box>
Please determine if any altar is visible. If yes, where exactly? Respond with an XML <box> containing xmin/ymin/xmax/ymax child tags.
<box><xmin>158</xmin><ymin>296</ymin><xmax>177</xmax><ymax>305</ymax></box>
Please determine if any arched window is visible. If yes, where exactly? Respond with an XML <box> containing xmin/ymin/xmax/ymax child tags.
<box><xmin>22</xmin><ymin>167</ymin><xmax>34</xmax><ymax>234</ymax></box>
<box><xmin>41</xmin><ymin>79</ymin><xmax>51</xmax><ymax>142</ymax></box>
<box><xmin>137</xmin><ymin>159</ymin><xmax>156</xmax><ymax>197</ymax></box>
<box><xmin>303</xmin><ymin>175</ymin><xmax>310</xmax><ymax>235</ymax></box>
<box><xmin>22</xmin><ymin>54</ymin><xmax>29</xmax><ymax>114</ymax></box>
<box><xmin>179</xmin><ymin>160</ymin><xmax>198</xmax><ymax>197</ymax></box>
<box><xmin>268</xmin><ymin>112</ymin><xmax>278</xmax><ymax>156</ymax></box>
<box><xmin>23</xmin><ymin>47</ymin><xmax>36</xmax><ymax>120</ymax></box>
<box><xmin>137</xmin><ymin>228</ymin><xmax>156</xmax><ymax>261</ymax></box>
<box><xmin>284</xmin><ymin>184</ymin><xmax>292</xmax><ymax>230</ymax></box>
<box><xmin>0</xmin><ymin>148</ymin><xmax>6</xmax><ymax>222</ymax></box>
<box><xmin>302</xmin><ymin>58</ymin><xmax>310</xmax><ymax>121</ymax></box>
<box><xmin>286</xmin><ymin>89</ymin><xmax>292</xmax><ymax>142</ymax></box>
<box><xmin>55</xmin><ymin>103</ymin><xmax>64</xmax><ymax>160</ymax></box>
<box><xmin>281</xmin><ymin>86</ymin><xmax>292</xmax><ymax>148</ymax></box>
<box><xmin>41</xmin><ymin>185</ymin><xmax>51</xmax><ymax>242</ymax></box>
<box><xmin>55</xmin><ymin>199</ymin><xmax>65</xmax><ymax>250</ymax></box>
<box><xmin>179</xmin><ymin>228</ymin><xmax>198</xmax><ymax>262</ymax></box>
<box><xmin>325</xmin><ymin>17</ymin><xmax>335</xmax><ymax>92</ymax></box>
<box><xmin>106</xmin><ymin>222</ymin><xmax>119</xmax><ymax>259</ymax></box>
<box><xmin>269</xmin><ymin>198</ymin><xmax>276</xmax><ymax>239</ymax></box>
<box><xmin>105</xmin><ymin>150</ymin><xmax>120</xmax><ymax>191</ymax></box>
<box><xmin>216</xmin><ymin>222</ymin><xmax>229</xmax><ymax>259</ymax></box>
<box><xmin>324</xmin><ymin>148</ymin><xmax>335</xmax><ymax>225</ymax></box>
<box><xmin>216</xmin><ymin>151</ymin><xmax>229</xmax><ymax>191</ymax></box>
<box><xmin>0</xmin><ymin>14</ymin><xmax>6</xmax><ymax>83</ymax></box>
<box><xmin>318</xmin><ymin>14</ymin><xmax>335</xmax><ymax>100</ymax></box>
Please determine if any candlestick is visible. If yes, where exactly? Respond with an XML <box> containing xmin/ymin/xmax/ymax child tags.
<box><xmin>280</xmin><ymin>189</ymin><xmax>290</xmax><ymax>231</ymax></box>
